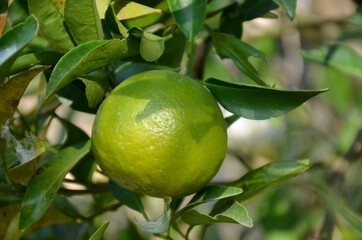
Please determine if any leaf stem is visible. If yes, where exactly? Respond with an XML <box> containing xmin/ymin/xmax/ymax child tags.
<box><xmin>185</xmin><ymin>225</ymin><xmax>194</xmax><ymax>240</ymax></box>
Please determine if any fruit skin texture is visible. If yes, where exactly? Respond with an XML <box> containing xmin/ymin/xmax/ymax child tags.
<box><xmin>91</xmin><ymin>70</ymin><xmax>227</xmax><ymax>198</ymax></box>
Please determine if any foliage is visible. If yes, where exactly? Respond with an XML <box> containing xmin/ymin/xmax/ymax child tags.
<box><xmin>0</xmin><ymin>0</ymin><xmax>361</xmax><ymax>239</ymax></box>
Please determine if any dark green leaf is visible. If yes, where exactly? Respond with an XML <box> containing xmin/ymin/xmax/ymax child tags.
<box><xmin>56</xmin><ymin>117</ymin><xmax>95</xmax><ymax>183</ymax></box>
<box><xmin>140</xmin><ymin>32</ymin><xmax>166</xmax><ymax>62</ymax></box>
<box><xmin>157</xmin><ymin>29</ymin><xmax>187</xmax><ymax>68</ymax></box>
<box><xmin>0</xmin><ymin>15</ymin><xmax>38</xmax><ymax>83</ymax></box>
<box><xmin>167</xmin><ymin>0</ymin><xmax>207</xmax><ymax>40</ymax></box>
<box><xmin>64</xmin><ymin>0</ymin><xmax>103</xmax><ymax>44</ymax></box>
<box><xmin>8</xmin><ymin>51</ymin><xmax>63</xmax><ymax>76</ymax></box>
<box><xmin>207</xmin><ymin>0</ymin><xmax>236</xmax><ymax>15</ymax></box>
<box><xmin>173</xmin><ymin>185</ymin><xmax>242</xmax><ymax>220</ymax></box>
<box><xmin>239</xmin><ymin>0</ymin><xmax>278</xmax><ymax>21</ymax></box>
<box><xmin>46</xmin><ymin>38</ymin><xmax>139</xmax><ymax>100</ymax></box>
<box><xmin>135</xmin><ymin>206</ymin><xmax>169</xmax><ymax>233</ymax></box>
<box><xmin>89</xmin><ymin>221</ymin><xmax>110</xmax><ymax>240</ymax></box>
<box><xmin>28</xmin><ymin>0</ymin><xmax>75</xmax><ymax>52</ymax></box>
<box><xmin>273</xmin><ymin>0</ymin><xmax>296</xmax><ymax>20</ymax></box>
<box><xmin>56</xmin><ymin>80</ymin><xmax>98</xmax><ymax>113</ymax></box>
<box><xmin>204</xmin><ymin>78</ymin><xmax>327</xmax><ymax>120</ymax></box>
<box><xmin>219</xmin><ymin>3</ymin><xmax>243</xmax><ymax>38</ymax></box>
<box><xmin>19</xmin><ymin>140</ymin><xmax>91</xmax><ymax>231</ymax></box>
<box><xmin>105</xmin><ymin>3</ymin><xmax>128</xmax><ymax>38</ymax></box>
<box><xmin>232</xmin><ymin>159</ymin><xmax>312</xmax><ymax>205</ymax></box>
<box><xmin>182</xmin><ymin>200</ymin><xmax>252</xmax><ymax>227</ymax></box>
<box><xmin>300</xmin><ymin>44</ymin><xmax>362</xmax><ymax>79</ymax></box>
<box><xmin>225</xmin><ymin>114</ymin><xmax>240</xmax><ymax>128</ymax></box>
<box><xmin>109</xmin><ymin>181</ymin><xmax>147</xmax><ymax>217</ymax></box>
<box><xmin>115</xmin><ymin>61</ymin><xmax>178</xmax><ymax>84</ymax></box>
<box><xmin>212</xmin><ymin>32</ymin><xmax>268</xmax><ymax>86</ymax></box>
<box><xmin>0</xmin><ymin>66</ymin><xmax>49</xmax><ymax>130</ymax></box>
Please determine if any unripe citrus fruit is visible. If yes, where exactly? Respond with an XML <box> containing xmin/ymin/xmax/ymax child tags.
<box><xmin>91</xmin><ymin>70</ymin><xmax>227</xmax><ymax>198</ymax></box>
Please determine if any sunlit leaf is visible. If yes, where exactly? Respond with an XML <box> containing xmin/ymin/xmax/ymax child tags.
<box><xmin>64</xmin><ymin>0</ymin><xmax>103</xmax><ymax>44</ymax></box>
<box><xmin>0</xmin><ymin>66</ymin><xmax>49</xmax><ymax>130</ymax></box>
<box><xmin>135</xmin><ymin>206</ymin><xmax>169</xmax><ymax>233</ymax></box>
<box><xmin>173</xmin><ymin>185</ymin><xmax>242</xmax><ymax>220</ymax></box>
<box><xmin>46</xmin><ymin>38</ymin><xmax>139</xmax><ymax>100</ymax></box>
<box><xmin>105</xmin><ymin>3</ymin><xmax>128</xmax><ymax>38</ymax></box>
<box><xmin>204</xmin><ymin>78</ymin><xmax>327</xmax><ymax>120</ymax></box>
<box><xmin>167</xmin><ymin>0</ymin><xmax>207</xmax><ymax>40</ymax></box>
<box><xmin>8</xmin><ymin>51</ymin><xmax>63</xmax><ymax>76</ymax></box>
<box><xmin>19</xmin><ymin>140</ymin><xmax>91</xmax><ymax>231</ymax></box>
<box><xmin>232</xmin><ymin>159</ymin><xmax>313</xmax><ymax>205</ymax></box>
<box><xmin>79</xmin><ymin>70</ymin><xmax>109</xmax><ymax>108</ymax></box>
<box><xmin>0</xmin><ymin>15</ymin><xmax>38</xmax><ymax>83</ymax></box>
<box><xmin>28</xmin><ymin>0</ymin><xmax>75</xmax><ymax>52</ymax></box>
<box><xmin>207</xmin><ymin>0</ymin><xmax>236</xmax><ymax>15</ymax></box>
<box><xmin>140</xmin><ymin>32</ymin><xmax>166</xmax><ymax>62</ymax></box>
<box><xmin>182</xmin><ymin>200</ymin><xmax>252</xmax><ymax>227</ymax></box>
<box><xmin>89</xmin><ymin>221</ymin><xmax>110</xmax><ymax>240</ymax></box>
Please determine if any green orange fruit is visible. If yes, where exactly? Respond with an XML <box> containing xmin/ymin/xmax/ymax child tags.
<box><xmin>91</xmin><ymin>70</ymin><xmax>227</xmax><ymax>198</ymax></box>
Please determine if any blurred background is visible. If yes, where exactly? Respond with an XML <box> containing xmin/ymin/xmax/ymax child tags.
<box><xmin>3</xmin><ymin>0</ymin><xmax>362</xmax><ymax>239</ymax></box>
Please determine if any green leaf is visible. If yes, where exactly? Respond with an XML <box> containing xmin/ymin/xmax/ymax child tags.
<box><xmin>8</xmin><ymin>51</ymin><xmax>63</xmax><ymax>76</ymax></box>
<box><xmin>19</xmin><ymin>140</ymin><xmax>91</xmax><ymax>231</ymax></box>
<box><xmin>56</xmin><ymin>117</ymin><xmax>95</xmax><ymax>183</ymax></box>
<box><xmin>51</xmin><ymin>0</ymin><xmax>65</xmax><ymax>14</ymax></box>
<box><xmin>207</xmin><ymin>0</ymin><xmax>236</xmax><ymax>15</ymax></box>
<box><xmin>300</xmin><ymin>44</ymin><xmax>362</xmax><ymax>79</ymax></box>
<box><xmin>105</xmin><ymin>3</ymin><xmax>128</xmax><ymax>38</ymax></box>
<box><xmin>79</xmin><ymin>70</ymin><xmax>109</xmax><ymax>108</ymax></box>
<box><xmin>46</xmin><ymin>38</ymin><xmax>139</xmax><ymax>100</ymax></box>
<box><xmin>0</xmin><ymin>15</ymin><xmax>38</xmax><ymax>84</ymax></box>
<box><xmin>273</xmin><ymin>0</ymin><xmax>296</xmax><ymax>20</ymax></box>
<box><xmin>135</xmin><ymin>206</ymin><xmax>169</xmax><ymax>233</ymax></box>
<box><xmin>239</xmin><ymin>0</ymin><xmax>278</xmax><ymax>21</ymax></box>
<box><xmin>0</xmin><ymin>66</ymin><xmax>49</xmax><ymax>130</ymax></box>
<box><xmin>172</xmin><ymin>185</ymin><xmax>242</xmax><ymax>220</ymax></box>
<box><xmin>204</xmin><ymin>78</ymin><xmax>327</xmax><ymax>120</ymax></box>
<box><xmin>64</xmin><ymin>0</ymin><xmax>103</xmax><ymax>44</ymax></box>
<box><xmin>182</xmin><ymin>200</ymin><xmax>252</xmax><ymax>227</ymax></box>
<box><xmin>167</xmin><ymin>0</ymin><xmax>207</xmax><ymax>40</ymax></box>
<box><xmin>28</xmin><ymin>0</ymin><xmax>75</xmax><ymax>52</ymax></box>
<box><xmin>140</xmin><ymin>32</ymin><xmax>166</xmax><ymax>62</ymax></box>
<box><xmin>232</xmin><ymin>159</ymin><xmax>313</xmax><ymax>205</ymax></box>
<box><xmin>225</xmin><ymin>114</ymin><xmax>240</xmax><ymax>128</ymax></box>
<box><xmin>212</xmin><ymin>32</ymin><xmax>268</xmax><ymax>86</ymax></box>
<box><xmin>219</xmin><ymin>3</ymin><xmax>243</xmax><ymax>38</ymax></box>
<box><xmin>109</xmin><ymin>181</ymin><xmax>147</xmax><ymax>218</ymax></box>
<box><xmin>117</xmin><ymin>2</ymin><xmax>162</xmax><ymax>19</ymax></box>
<box><xmin>89</xmin><ymin>221</ymin><xmax>110</xmax><ymax>240</ymax></box>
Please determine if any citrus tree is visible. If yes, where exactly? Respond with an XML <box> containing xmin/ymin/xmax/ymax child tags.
<box><xmin>1</xmin><ymin>0</ymin><xmax>361</xmax><ymax>239</ymax></box>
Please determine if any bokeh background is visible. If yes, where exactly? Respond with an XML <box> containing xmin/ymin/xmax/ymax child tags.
<box><xmin>4</xmin><ymin>0</ymin><xmax>361</xmax><ymax>239</ymax></box>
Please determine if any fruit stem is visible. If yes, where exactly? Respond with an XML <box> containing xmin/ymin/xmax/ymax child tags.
<box><xmin>180</xmin><ymin>39</ymin><xmax>195</xmax><ymax>77</ymax></box>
